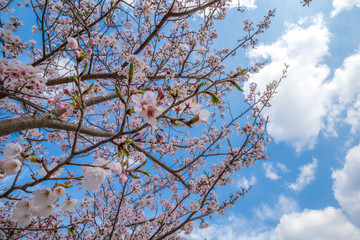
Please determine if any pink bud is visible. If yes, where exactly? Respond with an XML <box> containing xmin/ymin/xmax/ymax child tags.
<box><xmin>135</xmin><ymin>132</ymin><xmax>141</xmax><ymax>136</ymax></box>
<box><xmin>74</xmin><ymin>50</ymin><xmax>81</xmax><ymax>58</ymax></box>
<box><xmin>86</xmin><ymin>48</ymin><xmax>92</xmax><ymax>55</ymax></box>
<box><xmin>119</xmin><ymin>172</ymin><xmax>128</xmax><ymax>185</ymax></box>
<box><xmin>68</xmin><ymin>179</ymin><xmax>72</xmax><ymax>183</ymax></box>
<box><xmin>59</xmin><ymin>112</ymin><xmax>68</xmax><ymax>120</ymax></box>
<box><xmin>157</xmin><ymin>100</ymin><xmax>163</xmax><ymax>105</ymax></box>
<box><xmin>63</xmin><ymin>89</ymin><xmax>70</xmax><ymax>94</ymax></box>
<box><xmin>58</xmin><ymin>103</ymin><xmax>68</xmax><ymax>109</ymax></box>
<box><xmin>158</xmin><ymin>87</ymin><xmax>163</xmax><ymax>94</ymax></box>
<box><xmin>149</xmin><ymin>87</ymin><xmax>155</xmax><ymax>91</ymax></box>
<box><xmin>48</xmin><ymin>98</ymin><xmax>57</xmax><ymax>105</ymax></box>
<box><xmin>67</xmin><ymin>37</ymin><xmax>78</xmax><ymax>49</ymax></box>
<box><xmin>88</xmin><ymin>38</ymin><xmax>95</xmax><ymax>46</ymax></box>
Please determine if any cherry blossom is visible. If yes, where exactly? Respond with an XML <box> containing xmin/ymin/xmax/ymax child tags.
<box><xmin>1</xmin><ymin>158</ymin><xmax>22</xmax><ymax>175</ymax></box>
<box><xmin>67</xmin><ymin>37</ymin><xmax>78</xmax><ymax>49</ymax></box>
<box><xmin>12</xmin><ymin>198</ymin><xmax>32</xmax><ymax>228</ymax></box>
<box><xmin>3</xmin><ymin>142</ymin><xmax>22</xmax><ymax>158</ymax></box>
<box><xmin>60</xmin><ymin>199</ymin><xmax>80</xmax><ymax>212</ymax></box>
<box><xmin>82</xmin><ymin>167</ymin><xmax>108</xmax><ymax>193</ymax></box>
<box><xmin>133</xmin><ymin>91</ymin><xmax>163</xmax><ymax>128</ymax></box>
<box><xmin>0</xmin><ymin>0</ymin><xmax>294</xmax><ymax>238</ymax></box>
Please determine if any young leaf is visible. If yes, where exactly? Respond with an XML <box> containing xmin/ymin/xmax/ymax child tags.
<box><xmin>208</xmin><ymin>92</ymin><xmax>220</xmax><ymax>104</ymax></box>
<box><xmin>233</xmin><ymin>68</ymin><xmax>247</xmax><ymax>77</ymax></box>
<box><xmin>129</xmin><ymin>61</ymin><xmax>134</xmax><ymax>79</ymax></box>
<box><xmin>115</xmin><ymin>86</ymin><xmax>125</xmax><ymax>103</ymax></box>
<box><xmin>231</xmin><ymin>81</ymin><xmax>244</xmax><ymax>92</ymax></box>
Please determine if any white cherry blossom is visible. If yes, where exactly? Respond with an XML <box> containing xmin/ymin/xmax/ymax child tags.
<box><xmin>1</xmin><ymin>158</ymin><xmax>22</xmax><ymax>175</ymax></box>
<box><xmin>82</xmin><ymin>167</ymin><xmax>108</xmax><ymax>193</ymax></box>
<box><xmin>3</xmin><ymin>142</ymin><xmax>22</xmax><ymax>158</ymax></box>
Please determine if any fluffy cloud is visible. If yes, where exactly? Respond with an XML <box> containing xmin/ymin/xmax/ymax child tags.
<box><xmin>332</xmin><ymin>143</ymin><xmax>360</xmax><ymax>226</ymax></box>
<box><xmin>253</xmin><ymin>195</ymin><xmax>299</xmax><ymax>222</ymax></box>
<box><xmin>288</xmin><ymin>158</ymin><xmax>317</xmax><ymax>192</ymax></box>
<box><xmin>331</xmin><ymin>0</ymin><xmax>360</xmax><ymax>17</ymax></box>
<box><xmin>326</xmin><ymin>48</ymin><xmax>360</xmax><ymax>135</ymax></box>
<box><xmin>262</xmin><ymin>162</ymin><xmax>281</xmax><ymax>180</ymax></box>
<box><xmin>247</xmin><ymin>14</ymin><xmax>331</xmax><ymax>151</ymax></box>
<box><xmin>273</xmin><ymin>207</ymin><xmax>360</xmax><ymax>240</ymax></box>
<box><xmin>229</xmin><ymin>0</ymin><xmax>257</xmax><ymax>9</ymax></box>
<box><xmin>236</xmin><ymin>175</ymin><xmax>256</xmax><ymax>189</ymax></box>
<box><xmin>189</xmin><ymin>205</ymin><xmax>360</xmax><ymax>240</ymax></box>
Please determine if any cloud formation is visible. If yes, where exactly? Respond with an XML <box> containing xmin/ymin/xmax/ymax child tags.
<box><xmin>262</xmin><ymin>162</ymin><xmax>281</xmax><ymax>180</ymax></box>
<box><xmin>247</xmin><ymin>14</ymin><xmax>331</xmax><ymax>151</ymax></box>
<box><xmin>273</xmin><ymin>207</ymin><xmax>360</xmax><ymax>240</ymax></box>
<box><xmin>332</xmin><ymin>143</ymin><xmax>360</xmax><ymax>227</ymax></box>
<box><xmin>331</xmin><ymin>0</ymin><xmax>360</xmax><ymax>17</ymax></box>
<box><xmin>288</xmin><ymin>158</ymin><xmax>317</xmax><ymax>192</ymax></box>
<box><xmin>236</xmin><ymin>175</ymin><xmax>256</xmax><ymax>189</ymax></box>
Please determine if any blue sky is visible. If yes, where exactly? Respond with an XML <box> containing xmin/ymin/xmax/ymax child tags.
<box><xmin>1</xmin><ymin>1</ymin><xmax>360</xmax><ymax>238</ymax></box>
<box><xmin>189</xmin><ymin>0</ymin><xmax>360</xmax><ymax>239</ymax></box>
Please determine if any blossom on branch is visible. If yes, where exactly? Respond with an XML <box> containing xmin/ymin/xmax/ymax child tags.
<box><xmin>133</xmin><ymin>91</ymin><xmax>163</xmax><ymax>129</ymax></box>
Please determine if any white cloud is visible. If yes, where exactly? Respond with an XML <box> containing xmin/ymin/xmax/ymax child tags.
<box><xmin>236</xmin><ymin>175</ymin><xmax>256</xmax><ymax>189</ymax></box>
<box><xmin>247</xmin><ymin>14</ymin><xmax>331</xmax><ymax>151</ymax></box>
<box><xmin>276</xmin><ymin>162</ymin><xmax>289</xmax><ymax>173</ymax></box>
<box><xmin>331</xmin><ymin>0</ymin><xmax>360</xmax><ymax>17</ymax></box>
<box><xmin>273</xmin><ymin>207</ymin><xmax>360</xmax><ymax>240</ymax></box>
<box><xmin>332</xmin><ymin>143</ymin><xmax>360</xmax><ymax>226</ymax></box>
<box><xmin>262</xmin><ymin>162</ymin><xmax>281</xmax><ymax>180</ymax></box>
<box><xmin>289</xmin><ymin>158</ymin><xmax>317</xmax><ymax>192</ymax></box>
<box><xmin>253</xmin><ymin>195</ymin><xmax>299</xmax><ymax>222</ymax></box>
<box><xmin>228</xmin><ymin>0</ymin><xmax>257</xmax><ymax>10</ymax></box>
<box><xmin>326</xmin><ymin>48</ymin><xmax>360</xmax><ymax>135</ymax></box>
<box><xmin>189</xmin><ymin>205</ymin><xmax>360</xmax><ymax>240</ymax></box>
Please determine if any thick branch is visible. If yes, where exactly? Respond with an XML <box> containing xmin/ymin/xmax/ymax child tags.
<box><xmin>0</xmin><ymin>93</ymin><xmax>118</xmax><ymax>136</ymax></box>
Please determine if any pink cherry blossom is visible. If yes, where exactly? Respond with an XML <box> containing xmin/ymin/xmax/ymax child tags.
<box><xmin>88</xmin><ymin>37</ymin><xmax>95</xmax><ymax>46</ymax></box>
<box><xmin>108</xmin><ymin>161</ymin><xmax>122</xmax><ymax>174</ymax></box>
<box><xmin>119</xmin><ymin>171</ymin><xmax>128</xmax><ymax>185</ymax></box>
<box><xmin>67</xmin><ymin>37</ymin><xmax>78</xmax><ymax>49</ymax></box>
<box><xmin>74</xmin><ymin>50</ymin><xmax>81</xmax><ymax>58</ymax></box>
<box><xmin>133</xmin><ymin>91</ymin><xmax>163</xmax><ymax>128</ymax></box>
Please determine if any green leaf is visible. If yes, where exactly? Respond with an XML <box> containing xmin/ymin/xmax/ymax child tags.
<box><xmin>80</xmin><ymin>62</ymin><xmax>88</xmax><ymax>76</ymax></box>
<box><xmin>196</xmin><ymin>82</ymin><xmax>205</xmax><ymax>91</ymax></box>
<box><xmin>138</xmin><ymin>160</ymin><xmax>147</xmax><ymax>168</ymax></box>
<box><xmin>24</xmin><ymin>145</ymin><xmax>32</xmax><ymax>152</ymax></box>
<box><xmin>135</xmin><ymin>90</ymin><xmax>145</xmax><ymax>94</ymax></box>
<box><xmin>140</xmin><ymin>170</ymin><xmax>150</xmax><ymax>177</ymax></box>
<box><xmin>130</xmin><ymin>174</ymin><xmax>140</xmax><ymax>179</ymax></box>
<box><xmin>208</xmin><ymin>92</ymin><xmax>220</xmax><ymax>104</ymax></box>
<box><xmin>115</xmin><ymin>86</ymin><xmax>125</xmax><ymax>103</ymax></box>
<box><xmin>123</xmin><ymin>157</ymin><xmax>129</xmax><ymax>166</ymax></box>
<box><xmin>231</xmin><ymin>81</ymin><xmax>244</xmax><ymax>92</ymax></box>
<box><xmin>129</xmin><ymin>61</ymin><xmax>134</xmax><ymax>79</ymax></box>
<box><xmin>234</xmin><ymin>68</ymin><xmax>247</xmax><ymax>77</ymax></box>
<box><xmin>83</xmin><ymin>82</ymin><xmax>94</xmax><ymax>95</ymax></box>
